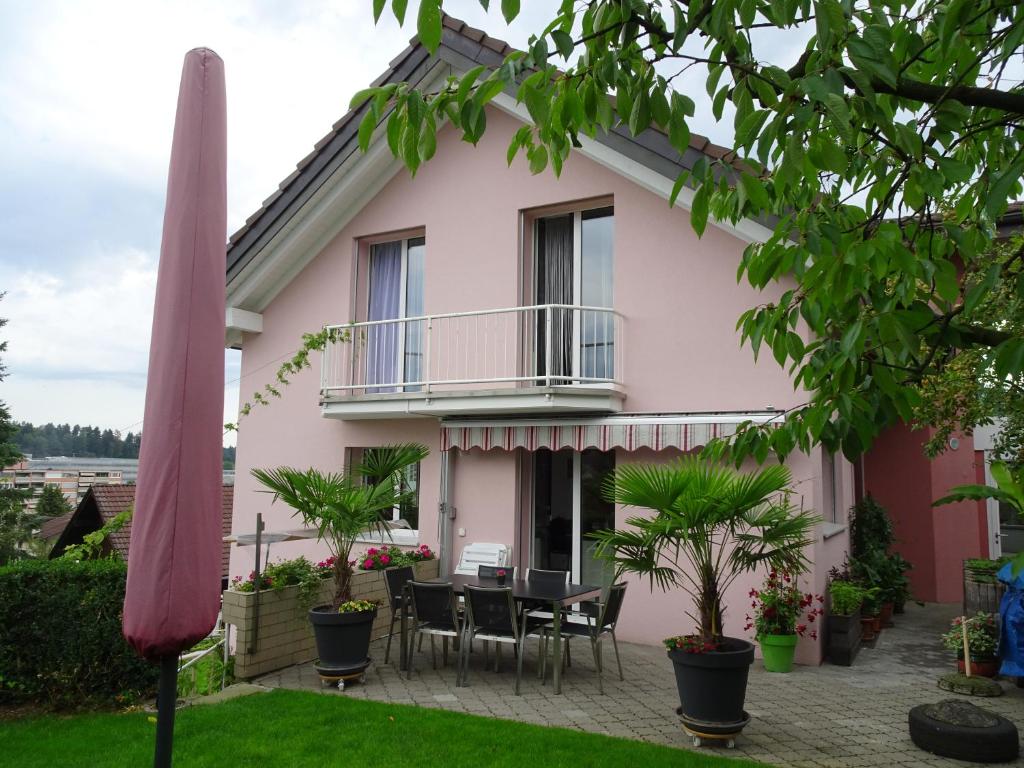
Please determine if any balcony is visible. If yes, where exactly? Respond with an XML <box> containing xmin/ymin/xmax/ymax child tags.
<box><xmin>320</xmin><ymin>304</ymin><xmax>625</xmax><ymax>419</ymax></box>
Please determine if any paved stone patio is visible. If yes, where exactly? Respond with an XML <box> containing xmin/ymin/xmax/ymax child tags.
<box><xmin>257</xmin><ymin>603</ymin><xmax>1024</xmax><ymax>767</ymax></box>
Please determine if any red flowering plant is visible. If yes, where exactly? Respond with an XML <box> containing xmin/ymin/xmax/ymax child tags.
<box><xmin>357</xmin><ymin>543</ymin><xmax>436</xmax><ymax>571</ymax></box>
<box><xmin>745</xmin><ymin>571</ymin><xmax>824</xmax><ymax>640</ymax></box>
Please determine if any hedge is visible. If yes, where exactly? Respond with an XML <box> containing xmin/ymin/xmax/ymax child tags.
<box><xmin>0</xmin><ymin>558</ymin><xmax>158</xmax><ymax>708</ymax></box>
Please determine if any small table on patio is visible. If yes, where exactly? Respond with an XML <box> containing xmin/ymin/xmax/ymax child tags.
<box><xmin>398</xmin><ymin>574</ymin><xmax>602</xmax><ymax>695</ymax></box>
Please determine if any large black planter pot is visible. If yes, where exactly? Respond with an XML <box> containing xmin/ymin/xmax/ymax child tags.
<box><xmin>309</xmin><ymin>605</ymin><xmax>377</xmax><ymax>676</ymax></box>
<box><xmin>669</xmin><ymin>637</ymin><xmax>754</xmax><ymax>728</ymax></box>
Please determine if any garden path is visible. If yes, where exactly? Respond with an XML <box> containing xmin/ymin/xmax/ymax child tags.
<box><xmin>258</xmin><ymin>603</ymin><xmax>1024</xmax><ymax>768</ymax></box>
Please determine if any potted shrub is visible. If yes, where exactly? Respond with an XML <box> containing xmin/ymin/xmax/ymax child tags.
<box><xmin>942</xmin><ymin>612</ymin><xmax>1000</xmax><ymax>677</ymax></box>
<box><xmin>745</xmin><ymin>571</ymin><xmax>823</xmax><ymax>673</ymax></box>
<box><xmin>826</xmin><ymin>579</ymin><xmax>864</xmax><ymax>665</ymax></box>
<box><xmin>592</xmin><ymin>458</ymin><xmax>817</xmax><ymax>733</ymax></box>
<box><xmin>252</xmin><ymin>443</ymin><xmax>428</xmax><ymax>678</ymax></box>
<box><xmin>860</xmin><ymin>586</ymin><xmax>881</xmax><ymax>641</ymax></box>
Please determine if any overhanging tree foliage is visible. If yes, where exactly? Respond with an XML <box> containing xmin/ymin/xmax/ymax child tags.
<box><xmin>362</xmin><ymin>0</ymin><xmax>1024</xmax><ymax>461</ymax></box>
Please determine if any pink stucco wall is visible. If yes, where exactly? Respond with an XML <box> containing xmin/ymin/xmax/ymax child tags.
<box><xmin>229</xmin><ymin>105</ymin><xmax>849</xmax><ymax>658</ymax></box>
<box><xmin>862</xmin><ymin>423</ymin><xmax>984</xmax><ymax>603</ymax></box>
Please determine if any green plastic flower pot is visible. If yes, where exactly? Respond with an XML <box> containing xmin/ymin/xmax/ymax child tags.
<box><xmin>759</xmin><ymin>633</ymin><xmax>798</xmax><ymax>673</ymax></box>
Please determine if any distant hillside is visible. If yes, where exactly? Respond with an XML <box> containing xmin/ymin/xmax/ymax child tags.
<box><xmin>13</xmin><ymin>422</ymin><xmax>236</xmax><ymax>468</ymax></box>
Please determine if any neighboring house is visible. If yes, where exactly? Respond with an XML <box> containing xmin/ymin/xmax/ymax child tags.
<box><xmin>224</xmin><ymin>15</ymin><xmax>852</xmax><ymax>661</ymax></box>
<box><xmin>858</xmin><ymin>207</ymin><xmax>1024</xmax><ymax>604</ymax></box>
<box><xmin>49</xmin><ymin>484</ymin><xmax>235</xmax><ymax>586</ymax></box>
<box><xmin>37</xmin><ymin>511</ymin><xmax>75</xmax><ymax>549</ymax></box>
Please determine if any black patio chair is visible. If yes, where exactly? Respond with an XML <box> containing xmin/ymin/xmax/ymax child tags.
<box><xmin>383</xmin><ymin>565</ymin><xmax>415</xmax><ymax>664</ymax></box>
<box><xmin>459</xmin><ymin>585</ymin><xmax>550</xmax><ymax>694</ymax></box>
<box><xmin>477</xmin><ymin>564</ymin><xmax>517</xmax><ymax>579</ymax></box>
<box><xmin>544</xmin><ymin>582</ymin><xmax>627</xmax><ymax>694</ymax></box>
<box><xmin>407</xmin><ymin>581</ymin><xmax>461</xmax><ymax>679</ymax></box>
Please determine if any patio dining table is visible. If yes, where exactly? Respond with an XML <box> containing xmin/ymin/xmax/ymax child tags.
<box><xmin>398</xmin><ymin>574</ymin><xmax>602</xmax><ymax>694</ymax></box>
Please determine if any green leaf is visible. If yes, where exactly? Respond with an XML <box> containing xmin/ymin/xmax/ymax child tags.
<box><xmin>936</xmin><ymin>157</ymin><xmax>972</xmax><ymax>183</ymax></box>
<box><xmin>669</xmin><ymin>172</ymin><xmax>689</xmax><ymax>207</ymax></box>
<box><xmin>840</xmin><ymin>320</ymin><xmax>863</xmax><ymax>356</ymax></box>
<box><xmin>392</xmin><ymin>0</ymin><xmax>409</xmax><ymax>24</ymax></box>
<box><xmin>386</xmin><ymin>112</ymin><xmax>402</xmax><ymax>157</ymax></box>
<box><xmin>551</xmin><ymin>29</ymin><xmax>574</xmax><ymax>59</ymax></box>
<box><xmin>739</xmin><ymin>174</ymin><xmax>770</xmax><ymax>212</ymax></box>
<box><xmin>994</xmin><ymin>339</ymin><xmax>1024</xmax><ymax>379</ymax></box>
<box><xmin>987</xmin><ymin>159</ymin><xmax>1024</xmax><ymax>219</ymax></box>
<box><xmin>523</xmin><ymin>82</ymin><xmax>551</xmax><ymax>125</ymax></box>
<box><xmin>690</xmin><ymin>184</ymin><xmax>709</xmax><ymax>237</ymax></box>
<box><xmin>417</xmin><ymin>0</ymin><xmax>442</xmax><ymax>54</ymax></box>
<box><xmin>357</xmin><ymin>106</ymin><xmax>377</xmax><ymax>152</ymax></box>
<box><xmin>456</xmin><ymin>66</ymin><xmax>487</xmax><ymax>106</ymax></box>
<box><xmin>372</xmin><ymin>0</ymin><xmax>386</xmax><ymax>23</ymax></box>
<box><xmin>528</xmin><ymin>144</ymin><xmax>548</xmax><ymax>174</ymax></box>
<box><xmin>349</xmin><ymin>87</ymin><xmax>377</xmax><ymax>111</ymax></box>
<box><xmin>629</xmin><ymin>90</ymin><xmax>651</xmax><ymax>135</ymax></box>
<box><xmin>933</xmin><ymin>260</ymin><xmax>959</xmax><ymax>303</ymax></box>
<box><xmin>501</xmin><ymin>0</ymin><xmax>520</xmax><ymax>23</ymax></box>
<box><xmin>418</xmin><ymin>114</ymin><xmax>437</xmax><ymax>161</ymax></box>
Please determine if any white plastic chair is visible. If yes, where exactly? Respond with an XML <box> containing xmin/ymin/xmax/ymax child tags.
<box><xmin>454</xmin><ymin>542</ymin><xmax>511</xmax><ymax>575</ymax></box>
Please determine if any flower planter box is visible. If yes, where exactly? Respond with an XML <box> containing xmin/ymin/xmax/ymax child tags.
<box><xmin>222</xmin><ymin>559</ymin><xmax>439</xmax><ymax>679</ymax></box>
<box><xmin>963</xmin><ymin>560</ymin><xmax>1006</xmax><ymax>616</ymax></box>
<box><xmin>826</xmin><ymin>613</ymin><xmax>861</xmax><ymax>666</ymax></box>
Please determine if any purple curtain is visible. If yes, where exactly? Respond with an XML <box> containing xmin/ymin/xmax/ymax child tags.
<box><xmin>367</xmin><ymin>241</ymin><xmax>402</xmax><ymax>392</ymax></box>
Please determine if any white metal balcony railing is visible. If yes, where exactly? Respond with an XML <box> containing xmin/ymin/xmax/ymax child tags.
<box><xmin>320</xmin><ymin>304</ymin><xmax>624</xmax><ymax>397</ymax></box>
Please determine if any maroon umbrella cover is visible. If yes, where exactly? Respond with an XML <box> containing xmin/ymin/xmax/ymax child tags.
<box><xmin>124</xmin><ymin>48</ymin><xmax>226</xmax><ymax>661</ymax></box>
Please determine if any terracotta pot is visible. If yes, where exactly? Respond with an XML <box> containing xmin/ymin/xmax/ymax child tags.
<box><xmin>872</xmin><ymin>616</ymin><xmax>882</xmax><ymax>634</ymax></box>
<box><xmin>957</xmin><ymin>657</ymin><xmax>1000</xmax><ymax>678</ymax></box>
<box><xmin>879</xmin><ymin>602</ymin><xmax>894</xmax><ymax>627</ymax></box>
<box><xmin>860</xmin><ymin>616</ymin><xmax>877</xmax><ymax>642</ymax></box>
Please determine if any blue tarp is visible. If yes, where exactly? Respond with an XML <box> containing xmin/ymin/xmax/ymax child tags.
<box><xmin>998</xmin><ymin>562</ymin><xmax>1024</xmax><ymax>676</ymax></box>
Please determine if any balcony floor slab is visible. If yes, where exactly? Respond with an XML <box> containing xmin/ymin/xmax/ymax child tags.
<box><xmin>320</xmin><ymin>386</ymin><xmax>624</xmax><ymax>420</ymax></box>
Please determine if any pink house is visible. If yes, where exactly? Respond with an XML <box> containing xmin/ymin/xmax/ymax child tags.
<box><xmin>225</xmin><ymin>16</ymin><xmax>852</xmax><ymax>663</ymax></box>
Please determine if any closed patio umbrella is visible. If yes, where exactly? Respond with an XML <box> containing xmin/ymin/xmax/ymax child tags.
<box><xmin>123</xmin><ymin>47</ymin><xmax>226</xmax><ymax>768</ymax></box>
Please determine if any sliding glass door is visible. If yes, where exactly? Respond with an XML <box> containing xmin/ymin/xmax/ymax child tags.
<box><xmin>366</xmin><ymin>236</ymin><xmax>424</xmax><ymax>392</ymax></box>
<box><xmin>531</xmin><ymin>448</ymin><xmax>616</xmax><ymax>585</ymax></box>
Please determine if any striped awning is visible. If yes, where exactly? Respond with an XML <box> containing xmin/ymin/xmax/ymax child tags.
<box><xmin>440</xmin><ymin>413</ymin><xmax>781</xmax><ymax>453</ymax></box>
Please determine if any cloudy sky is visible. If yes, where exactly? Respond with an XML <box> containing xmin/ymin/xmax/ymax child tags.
<box><xmin>0</xmin><ymin>1</ymin><xmax>754</xmax><ymax>446</ymax></box>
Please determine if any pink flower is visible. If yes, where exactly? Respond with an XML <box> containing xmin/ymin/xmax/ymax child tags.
<box><xmin>367</xmin><ymin>547</ymin><xmax>378</xmax><ymax>555</ymax></box>
<box><xmin>363</xmin><ymin>558</ymin><xmax>375</xmax><ymax>569</ymax></box>
<box><xmin>380</xmin><ymin>555</ymin><xmax>391</xmax><ymax>565</ymax></box>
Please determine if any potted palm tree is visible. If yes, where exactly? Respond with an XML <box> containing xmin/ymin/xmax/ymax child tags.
<box><xmin>252</xmin><ymin>443</ymin><xmax>428</xmax><ymax>678</ymax></box>
<box><xmin>592</xmin><ymin>458</ymin><xmax>817</xmax><ymax>734</ymax></box>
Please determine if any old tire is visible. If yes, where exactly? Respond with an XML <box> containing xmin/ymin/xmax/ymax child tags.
<box><xmin>909</xmin><ymin>701</ymin><xmax>1019</xmax><ymax>763</ymax></box>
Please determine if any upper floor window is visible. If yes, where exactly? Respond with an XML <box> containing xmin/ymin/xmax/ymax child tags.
<box><xmin>533</xmin><ymin>206</ymin><xmax>614</xmax><ymax>382</ymax></box>
<box><xmin>366</xmin><ymin>236</ymin><xmax>425</xmax><ymax>392</ymax></box>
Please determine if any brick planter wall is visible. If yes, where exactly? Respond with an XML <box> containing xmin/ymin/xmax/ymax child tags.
<box><xmin>223</xmin><ymin>559</ymin><xmax>440</xmax><ymax>679</ymax></box>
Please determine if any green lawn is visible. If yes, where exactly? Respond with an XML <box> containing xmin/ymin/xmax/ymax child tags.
<box><xmin>0</xmin><ymin>689</ymin><xmax>768</xmax><ymax>768</ymax></box>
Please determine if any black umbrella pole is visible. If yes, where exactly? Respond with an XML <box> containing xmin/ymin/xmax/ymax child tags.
<box><xmin>154</xmin><ymin>655</ymin><xmax>178</xmax><ymax>768</ymax></box>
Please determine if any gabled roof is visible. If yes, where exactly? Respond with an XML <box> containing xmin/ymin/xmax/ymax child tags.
<box><xmin>49</xmin><ymin>484</ymin><xmax>235</xmax><ymax>576</ymax></box>
<box><xmin>38</xmin><ymin>511</ymin><xmax>75</xmax><ymax>540</ymax></box>
<box><xmin>226</xmin><ymin>13</ymin><xmax>742</xmax><ymax>287</ymax></box>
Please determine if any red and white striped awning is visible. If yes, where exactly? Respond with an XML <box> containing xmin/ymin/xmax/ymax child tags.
<box><xmin>440</xmin><ymin>413</ymin><xmax>781</xmax><ymax>453</ymax></box>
